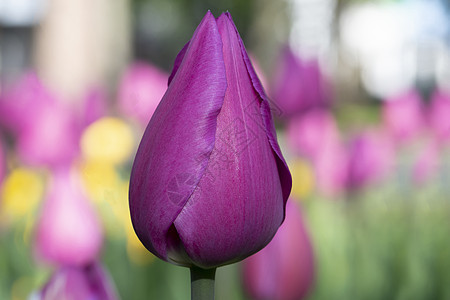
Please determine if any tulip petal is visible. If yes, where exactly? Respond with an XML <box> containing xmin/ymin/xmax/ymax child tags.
<box><xmin>172</xmin><ymin>13</ymin><xmax>286</xmax><ymax>268</ymax></box>
<box><xmin>222</xmin><ymin>13</ymin><xmax>292</xmax><ymax>204</ymax></box>
<box><xmin>129</xmin><ymin>11</ymin><xmax>227</xmax><ymax>263</ymax></box>
<box><xmin>168</xmin><ymin>41</ymin><xmax>190</xmax><ymax>86</ymax></box>
<box><xmin>225</xmin><ymin>16</ymin><xmax>292</xmax><ymax>201</ymax></box>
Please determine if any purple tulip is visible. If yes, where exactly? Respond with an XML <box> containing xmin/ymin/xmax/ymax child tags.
<box><xmin>0</xmin><ymin>73</ymin><xmax>81</xmax><ymax>167</ymax></box>
<box><xmin>271</xmin><ymin>47</ymin><xmax>331</xmax><ymax>118</ymax></box>
<box><xmin>428</xmin><ymin>90</ymin><xmax>450</xmax><ymax>145</ymax></box>
<box><xmin>129</xmin><ymin>12</ymin><xmax>291</xmax><ymax>269</ymax></box>
<box><xmin>37</xmin><ymin>262</ymin><xmax>118</xmax><ymax>300</ymax></box>
<box><xmin>35</xmin><ymin>167</ymin><xmax>103</xmax><ymax>266</ymax></box>
<box><xmin>345</xmin><ymin>130</ymin><xmax>395</xmax><ymax>191</ymax></box>
<box><xmin>118</xmin><ymin>62</ymin><xmax>168</xmax><ymax>127</ymax></box>
<box><xmin>382</xmin><ymin>90</ymin><xmax>425</xmax><ymax>145</ymax></box>
<box><xmin>242</xmin><ymin>200</ymin><xmax>315</xmax><ymax>300</ymax></box>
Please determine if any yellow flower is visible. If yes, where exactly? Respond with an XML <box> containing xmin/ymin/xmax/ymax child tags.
<box><xmin>289</xmin><ymin>159</ymin><xmax>315</xmax><ymax>200</ymax></box>
<box><xmin>1</xmin><ymin>168</ymin><xmax>45</xmax><ymax>222</ymax></box>
<box><xmin>79</xmin><ymin>161</ymin><xmax>129</xmax><ymax>238</ymax></box>
<box><xmin>80</xmin><ymin>117</ymin><xmax>135</xmax><ymax>165</ymax></box>
<box><xmin>79</xmin><ymin>161</ymin><xmax>121</xmax><ymax>205</ymax></box>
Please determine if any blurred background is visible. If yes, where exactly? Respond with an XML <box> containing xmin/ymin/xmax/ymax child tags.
<box><xmin>1</xmin><ymin>0</ymin><xmax>450</xmax><ymax>299</ymax></box>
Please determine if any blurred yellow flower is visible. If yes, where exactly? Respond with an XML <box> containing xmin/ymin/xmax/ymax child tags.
<box><xmin>79</xmin><ymin>161</ymin><xmax>130</xmax><ymax>238</ymax></box>
<box><xmin>290</xmin><ymin>159</ymin><xmax>315</xmax><ymax>200</ymax></box>
<box><xmin>79</xmin><ymin>161</ymin><xmax>121</xmax><ymax>205</ymax></box>
<box><xmin>80</xmin><ymin>117</ymin><xmax>135</xmax><ymax>165</ymax></box>
<box><xmin>1</xmin><ymin>168</ymin><xmax>45</xmax><ymax>221</ymax></box>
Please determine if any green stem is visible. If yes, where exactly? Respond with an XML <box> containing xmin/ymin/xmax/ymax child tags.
<box><xmin>190</xmin><ymin>267</ymin><xmax>216</xmax><ymax>300</ymax></box>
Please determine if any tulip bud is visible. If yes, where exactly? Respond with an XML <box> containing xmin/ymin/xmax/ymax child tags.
<box><xmin>36</xmin><ymin>262</ymin><xmax>118</xmax><ymax>300</ymax></box>
<box><xmin>35</xmin><ymin>167</ymin><xmax>103</xmax><ymax>266</ymax></box>
<box><xmin>242</xmin><ymin>200</ymin><xmax>315</xmax><ymax>300</ymax></box>
<box><xmin>129</xmin><ymin>12</ymin><xmax>291</xmax><ymax>269</ymax></box>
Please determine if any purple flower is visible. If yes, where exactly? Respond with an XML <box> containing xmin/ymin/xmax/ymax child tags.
<box><xmin>36</xmin><ymin>262</ymin><xmax>118</xmax><ymax>300</ymax></box>
<box><xmin>35</xmin><ymin>167</ymin><xmax>103</xmax><ymax>266</ymax></box>
<box><xmin>271</xmin><ymin>47</ymin><xmax>331</xmax><ymax>118</ymax></box>
<box><xmin>242</xmin><ymin>200</ymin><xmax>315</xmax><ymax>300</ymax></box>
<box><xmin>345</xmin><ymin>130</ymin><xmax>395</xmax><ymax>191</ymax></box>
<box><xmin>118</xmin><ymin>62</ymin><xmax>168</xmax><ymax>127</ymax></box>
<box><xmin>129</xmin><ymin>12</ymin><xmax>291</xmax><ymax>269</ymax></box>
<box><xmin>428</xmin><ymin>89</ymin><xmax>450</xmax><ymax>145</ymax></box>
<box><xmin>382</xmin><ymin>90</ymin><xmax>425</xmax><ymax>145</ymax></box>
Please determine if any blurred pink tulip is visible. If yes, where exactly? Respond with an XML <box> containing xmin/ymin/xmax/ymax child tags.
<box><xmin>412</xmin><ymin>140</ymin><xmax>440</xmax><ymax>185</ymax></box>
<box><xmin>428</xmin><ymin>90</ymin><xmax>450</xmax><ymax>145</ymax></box>
<box><xmin>0</xmin><ymin>72</ymin><xmax>81</xmax><ymax>167</ymax></box>
<box><xmin>272</xmin><ymin>47</ymin><xmax>331</xmax><ymax>118</ymax></box>
<box><xmin>17</xmin><ymin>103</ymin><xmax>80</xmax><ymax>167</ymax></box>
<box><xmin>287</xmin><ymin>109</ymin><xmax>340</xmax><ymax>161</ymax></box>
<box><xmin>0</xmin><ymin>73</ymin><xmax>54</xmax><ymax>134</ymax></box>
<box><xmin>37</xmin><ymin>262</ymin><xmax>118</xmax><ymax>300</ymax></box>
<box><xmin>118</xmin><ymin>62</ymin><xmax>168</xmax><ymax>126</ymax></box>
<box><xmin>345</xmin><ymin>130</ymin><xmax>395</xmax><ymax>191</ymax></box>
<box><xmin>35</xmin><ymin>167</ymin><xmax>103</xmax><ymax>266</ymax></box>
<box><xmin>287</xmin><ymin>109</ymin><xmax>346</xmax><ymax>196</ymax></box>
<box><xmin>243</xmin><ymin>200</ymin><xmax>315</xmax><ymax>300</ymax></box>
<box><xmin>382</xmin><ymin>90</ymin><xmax>425</xmax><ymax>145</ymax></box>
<box><xmin>313</xmin><ymin>137</ymin><xmax>347</xmax><ymax>197</ymax></box>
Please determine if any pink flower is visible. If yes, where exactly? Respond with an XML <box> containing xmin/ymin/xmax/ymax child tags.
<box><xmin>272</xmin><ymin>47</ymin><xmax>331</xmax><ymax>118</ymax></box>
<box><xmin>35</xmin><ymin>167</ymin><xmax>103</xmax><ymax>266</ymax></box>
<box><xmin>0</xmin><ymin>73</ymin><xmax>81</xmax><ymax>167</ymax></box>
<box><xmin>287</xmin><ymin>109</ymin><xmax>340</xmax><ymax>161</ymax></box>
<box><xmin>345</xmin><ymin>130</ymin><xmax>395</xmax><ymax>191</ymax></box>
<box><xmin>412</xmin><ymin>140</ymin><xmax>440</xmax><ymax>185</ymax></box>
<box><xmin>118</xmin><ymin>62</ymin><xmax>168</xmax><ymax>127</ymax></box>
<box><xmin>382</xmin><ymin>90</ymin><xmax>425</xmax><ymax>145</ymax></box>
<box><xmin>428</xmin><ymin>89</ymin><xmax>450</xmax><ymax>145</ymax></box>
